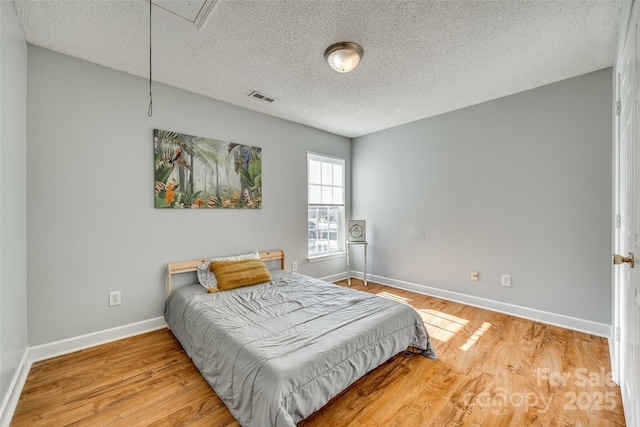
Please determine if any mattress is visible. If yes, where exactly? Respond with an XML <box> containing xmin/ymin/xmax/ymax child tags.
<box><xmin>164</xmin><ymin>269</ymin><xmax>436</xmax><ymax>427</ymax></box>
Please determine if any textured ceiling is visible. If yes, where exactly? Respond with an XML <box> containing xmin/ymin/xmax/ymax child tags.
<box><xmin>14</xmin><ymin>0</ymin><xmax>622</xmax><ymax>138</ymax></box>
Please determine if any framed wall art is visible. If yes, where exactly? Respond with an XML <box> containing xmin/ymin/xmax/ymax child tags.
<box><xmin>154</xmin><ymin>129</ymin><xmax>262</xmax><ymax>209</ymax></box>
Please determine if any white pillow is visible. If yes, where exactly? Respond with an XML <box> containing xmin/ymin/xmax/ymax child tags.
<box><xmin>196</xmin><ymin>251</ymin><xmax>260</xmax><ymax>290</ymax></box>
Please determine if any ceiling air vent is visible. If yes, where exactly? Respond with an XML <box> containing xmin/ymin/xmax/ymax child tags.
<box><xmin>249</xmin><ymin>91</ymin><xmax>277</xmax><ymax>103</ymax></box>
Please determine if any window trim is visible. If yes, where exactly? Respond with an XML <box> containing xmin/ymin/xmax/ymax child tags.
<box><xmin>307</xmin><ymin>152</ymin><xmax>345</xmax><ymax>257</ymax></box>
<box><xmin>307</xmin><ymin>251</ymin><xmax>347</xmax><ymax>263</ymax></box>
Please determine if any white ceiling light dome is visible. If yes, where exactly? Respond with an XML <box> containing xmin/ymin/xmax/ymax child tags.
<box><xmin>324</xmin><ymin>42</ymin><xmax>364</xmax><ymax>73</ymax></box>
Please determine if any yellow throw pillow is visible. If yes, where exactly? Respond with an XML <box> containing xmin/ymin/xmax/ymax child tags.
<box><xmin>209</xmin><ymin>259</ymin><xmax>272</xmax><ymax>291</ymax></box>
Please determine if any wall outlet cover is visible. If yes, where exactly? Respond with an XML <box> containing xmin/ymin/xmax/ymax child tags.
<box><xmin>109</xmin><ymin>291</ymin><xmax>121</xmax><ymax>306</ymax></box>
<box><xmin>501</xmin><ymin>275</ymin><xmax>512</xmax><ymax>287</ymax></box>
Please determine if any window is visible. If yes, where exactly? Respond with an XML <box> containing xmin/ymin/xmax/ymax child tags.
<box><xmin>308</xmin><ymin>153</ymin><xmax>345</xmax><ymax>257</ymax></box>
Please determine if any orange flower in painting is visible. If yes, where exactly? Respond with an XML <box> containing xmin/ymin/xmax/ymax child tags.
<box><xmin>233</xmin><ymin>191</ymin><xmax>239</xmax><ymax>200</ymax></box>
<box><xmin>222</xmin><ymin>198</ymin><xmax>232</xmax><ymax>207</ymax></box>
<box><xmin>165</xmin><ymin>183</ymin><xmax>175</xmax><ymax>205</ymax></box>
<box><xmin>195</xmin><ymin>197</ymin><xmax>204</xmax><ymax>207</ymax></box>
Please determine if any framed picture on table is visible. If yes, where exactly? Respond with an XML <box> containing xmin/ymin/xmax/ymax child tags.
<box><xmin>347</xmin><ymin>220</ymin><xmax>366</xmax><ymax>242</ymax></box>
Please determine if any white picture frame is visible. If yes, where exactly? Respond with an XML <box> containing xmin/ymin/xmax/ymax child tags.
<box><xmin>347</xmin><ymin>220</ymin><xmax>366</xmax><ymax>242</ymax></box>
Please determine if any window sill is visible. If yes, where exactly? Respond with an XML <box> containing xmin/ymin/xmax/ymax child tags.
<box><xmin>307</xmin><ymin>252</ymin><xmax>347</xmax><ymax>263</ymax></box>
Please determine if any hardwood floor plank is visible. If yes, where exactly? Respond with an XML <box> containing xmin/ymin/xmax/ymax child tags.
<box><xmin>11</xmin><ymin>280</ymin><xmax>626</xmax><ymax>426</ymax></box>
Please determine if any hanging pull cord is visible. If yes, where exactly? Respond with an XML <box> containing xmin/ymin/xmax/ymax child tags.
<box><xmin>148</xmin><ymin>0</ymin><xmax>153</xmax><ymax>117</ymax></box>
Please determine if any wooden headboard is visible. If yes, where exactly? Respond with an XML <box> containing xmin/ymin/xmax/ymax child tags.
<box><xmin>166</xmin><ymin>250</ymin><xmax>285</xmax><ymax>297</ymax></box>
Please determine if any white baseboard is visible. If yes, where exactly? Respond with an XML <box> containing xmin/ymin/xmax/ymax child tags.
<box><xmin>349</xmin><ymin>271</ymin><xmax>611</xmax><ymax>338</ymax></box>
<box><xmin>0</xmin><ymin>349</ymin><xmax>31</xmax><ymax>427</ymax></box>
<box><xmin>29</xmin><ymin>317</ymin><xmax>167</xmax><ymax>363</ymax></box>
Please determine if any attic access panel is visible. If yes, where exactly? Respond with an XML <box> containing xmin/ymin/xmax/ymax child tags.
<box><xmin>151</xmin><ymin>0</ymin><xmax>217</xmax><ymax>29</ymax></box>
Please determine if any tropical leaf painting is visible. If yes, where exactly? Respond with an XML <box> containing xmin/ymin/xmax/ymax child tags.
<box><xmin>154</xmin><ymin>129</ymin><xmax>262</xmax><ymax>209</ymax></box>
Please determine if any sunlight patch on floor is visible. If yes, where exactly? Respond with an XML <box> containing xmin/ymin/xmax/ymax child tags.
<box><xmin>459</xmin><ymin>321</ymin><xmax>491</xmax><ymax>351</ymax></box>
<box><xmin>377</xmin><ymin>291</ymin><xmax>412</xmax><ymax>304</ymax></box>
<box><xmin>375</xmin><ymin>291</ymin><xmax>479</xmax><ymax>345</ymax></box>
<box><xmin>416</xmin><ymin>309</ymin><xmax>469</xmax><ymax>342</ymax></box>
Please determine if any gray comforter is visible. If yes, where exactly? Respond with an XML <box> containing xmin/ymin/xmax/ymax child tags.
<box><xmin>164</xmin><ymin>270</ymin><xmax>436</xmax><ymax>427</ymax></box>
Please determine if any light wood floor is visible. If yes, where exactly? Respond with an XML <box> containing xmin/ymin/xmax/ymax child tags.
<box><xmin>12</xmin><ymin>279</ymin><xmax>626</xmax><ymax>426</ymax></box>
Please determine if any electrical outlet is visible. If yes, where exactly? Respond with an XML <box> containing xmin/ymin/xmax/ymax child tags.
<box><xmin>471</xmin><ymin>271</ymin><xmax>479</xmax><ymax>281</ymax></box>
<box><xmin>109</xmin><ymin>291</ymin><xmax>121</xmax><ymax>307</ymax></box>
<box><xmin>501</xmin><ymin>275</ymin><xmax>512</xmax><ymax>287</ymax></box>
<box><xmin>291</xmin><ymin>262</ymin><xmax>298</xmax><ymax>272</ymax></box>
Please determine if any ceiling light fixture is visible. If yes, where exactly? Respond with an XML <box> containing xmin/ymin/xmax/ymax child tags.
<box><xmin>324</xmin><ymin>42</ymin><xmax>364</xmax><ymax>73</ymax></box>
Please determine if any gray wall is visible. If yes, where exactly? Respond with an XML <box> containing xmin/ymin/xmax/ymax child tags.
<box><xmin>0</xmin><ymin>0</ymin><xmax>28</xmax><ymax>411</ymax></box>
<box><xmin>24</xmin><ymin>45</ymin><xmax>613</xmax><ymax>344</ymax></box>
<box><xmin>352</xmin><ymin>68</ymin><xmax>613</xmax><ymax>324</ymax></box>
<box><xmin>27</xmin><ymin>46</ymin><xmax>350</xmax><ymax>346</ymax></box>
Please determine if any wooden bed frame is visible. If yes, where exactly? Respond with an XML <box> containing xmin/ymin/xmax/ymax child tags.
<box><xmin>166</xmin><ymin>250</ymin><xmax>285</xmax><ymax>297</ymax></box>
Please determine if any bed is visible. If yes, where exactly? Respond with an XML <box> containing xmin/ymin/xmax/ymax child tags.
<box><xmin>164</xmin><ymin>250</ymin><xmax>436</xmax><ymax>427</ymax></box>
